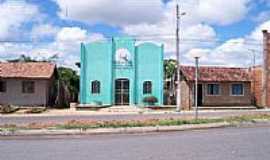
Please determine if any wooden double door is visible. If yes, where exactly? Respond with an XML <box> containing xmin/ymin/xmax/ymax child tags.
<box><xmin>115</xmin><ymin>79</ymin><xmax>130</xmax><ymax>105</ymax></box>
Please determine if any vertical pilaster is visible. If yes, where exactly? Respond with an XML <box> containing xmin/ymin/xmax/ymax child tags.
<box><xmin>262</xmin><ymin>30</ymin><xmax>270</xmax><ymax>107</ymax></box>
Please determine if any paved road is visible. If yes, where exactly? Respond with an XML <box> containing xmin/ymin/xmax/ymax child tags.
<box><xmin>1</xmin><ymin>110</ymin><xmax>269</xmax><ymax>125</ymax></box>
<box><xmin>1</xmin><ymin>124</ymin><xmax>270</xmax><ymax>160</ymax></box>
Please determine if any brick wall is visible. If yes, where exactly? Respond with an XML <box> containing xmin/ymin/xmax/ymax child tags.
<box><xmin>202</xmin><ymin>82</ymin><xmax>252</xmax><ymax>106</ymax></box>
<box><xmin>262</xmin><ymin>30</ymin><xmax>270</xmax><ymax>107</ymax></box>
<box><xmin>251</xmin><ymin>66</ymin><xmax>263</xmax><ymax>107</ymax></box>
<box><xmin>180</xmin><ymin>80</ymin><xmax>192</xmax><ymax>110</ymax></box>
<box><xmin>180</xmin><ymin>81</ymin><xmax>252</xmax><ymax>110</ymax></box>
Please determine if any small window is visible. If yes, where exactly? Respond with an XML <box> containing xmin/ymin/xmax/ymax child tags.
<box><xmin>22</xmin><ymin>81</ymin><xmax>35</xmax><ymax>94</ymax></box>
<box><xmin>143</xmin><ymin>81</ymin><xmax>152</xmax><ymax>94</ymax></box>
<box><xmin>91</xmin><ymin>81</ymin><xmax>100</xmax><ymax>94</ymax></box>
<box><xmin>0</xmin><ymin>80</ymin><xmax>7</xmax><ymax>93</ymax></box>
<box><xmin>231</xmin><ymin>84</ymin><xmax>244</xmax><ymax>95</ymax></box>
<box><xmin>207</xmin><ymin>84</ymin><xmax>220</xmax><ymax>95</ymax></box>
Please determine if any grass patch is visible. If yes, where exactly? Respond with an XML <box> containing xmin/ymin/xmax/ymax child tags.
<box><xmin>24</xmin><ymin>107</ymin><xmax>46</xmax><ymax>114</ymax></box>
<box><xmin>0</xmin><ymin>124</ymin><xmax>18</xmax><ymax>132</ymax></box>
<box><xmin>0</xmin><ymin>105</ymin><xmax>19</xmax><ymax>114</ymax></box>
<box><xmin>55</xmin><ymin>118</ymin><xmax>226</xmax><ymax>130</ymax></box>
<box><xmin>54</xmin><ymin>114</ymin><xmax>270</xmax><ymax>130</ymax></box>
<box><xmin>225</xmin><ymin>114</ymin><xmax>270</xmax><ymax>123</ymax></box>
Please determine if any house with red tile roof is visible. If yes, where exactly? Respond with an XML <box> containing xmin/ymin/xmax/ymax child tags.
<box><xmin>0</xmin><ymin>62</ymin><xmax>57</xmax><ymax>107</ymax></box>
<box><xmin>179</xmin><ymin>66</ymin><xmax>253</xmax><ymax>110</ymax></box>
<box><xmin>178</xmin><ymin>30</ymin><xmax>270</xmax><ymax>110</ymax></box>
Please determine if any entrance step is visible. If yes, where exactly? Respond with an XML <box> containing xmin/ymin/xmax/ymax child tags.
<box><xmin>192</xmin><ymin>106</ymin><xmax>258</xmax><ymax>110</ymax></box>
<box><xmin>100</xmin><ymin>106</ymin><xmax>148</xmax><ymax>113</ymax></box>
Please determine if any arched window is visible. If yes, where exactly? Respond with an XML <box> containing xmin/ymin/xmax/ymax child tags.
<box><xmin>91</xmin><ymin>81</ymin><xmax>100</xmax><ymax>94</ymax></box>
<box><xmin>143</xmin><ymin>81</ymin><xmax>152</xmax><ymax>94</ymax></box>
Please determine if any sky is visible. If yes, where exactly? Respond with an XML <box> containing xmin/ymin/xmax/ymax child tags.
<box><xmin>0</xmin><ymin>0</ymin><xmax>270</xmax><ymax>70</ymax></box>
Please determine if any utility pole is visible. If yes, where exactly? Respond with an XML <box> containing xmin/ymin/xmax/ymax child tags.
<box><xmin>176</xmin><ymin>4</ymin><xmax>185</xmax><ymax>112</ymax></box>
<box><xmin>194</xmin><ymin>57</ymin><xmax>199</xmax><ymax>120</ymax></box>
<box><xmin>248</xmin><ymin>49</ymin><xmax>256</xmax><ymax>105</ymax></box>
<box><xmin>65</xmin><ymin>4</ymin><xmax>69</xmax><ymax>18</ymax></box>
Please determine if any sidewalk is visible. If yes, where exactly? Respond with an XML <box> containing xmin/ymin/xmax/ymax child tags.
<box><xmin>1</xmin><ymin>107</ymin><xmax>268</xmax><ymax>117</ymax></box>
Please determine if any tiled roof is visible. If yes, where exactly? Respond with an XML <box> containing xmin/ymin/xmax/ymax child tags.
<box><xmin>181</xmin><ymin>66</ymin><xmax>251</xmax><ymax>82</ymax></box>
<box><xmin>0</xmin><ymin>62</ymin><xmax>56</xmax><ymax>79</ymax></box>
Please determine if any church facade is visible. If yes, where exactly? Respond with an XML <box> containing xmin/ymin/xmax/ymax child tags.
<box><xmin>80</xmin><ymin>37</ymin><xmax>164</xmax><ymax>106</ymax></box>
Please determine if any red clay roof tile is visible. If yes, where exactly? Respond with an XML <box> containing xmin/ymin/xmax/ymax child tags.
<box><xmin>0</xmin><ymin>62</ymin><xmax>56</xmax><ymax>79</ymax></box>
<box><xmin>181</xmin><ymin>66</ymin><xmax>251</xmax><ymax>82</ymax></box>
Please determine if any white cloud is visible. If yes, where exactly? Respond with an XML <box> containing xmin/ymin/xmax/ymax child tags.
<box><xmin>0</xmin><ymin>26</ymin><xmax>106</xmax><ymax>70</ymax></box>
<box><xmin>56</xmin><ymin>27</ymin><xmax>88</xmax><ymax>42</ymax></box>
<box><xmin>55</xmin><ymin>0</ymin><xmax>165</xmax><ymax>26</ymax></box>
<box><xmin>250</xmin><ymin>20</ymin><xmax>270</xmax><ymax>41</ymax></box>
<box><xmin>43</xmin><ymin>27</ymin><xmax>106</xmax><ymax>68</ymax></box>
<box><xmin>185</xmin><ymin>19</ymin><xmax>270</xmax><ymax>67</ymax></box>
<box><xmin>185</xmin><ymin>48</ymin><xmax>211</xmax><ymax>62</ymax></box>
<box><xmin>31</xmin><ymin>24</ymin><xmax>60</xmax><ymax>40</ymax></box>
<box><xmin>209</xmin><ymin>38</ymin><xmax>252</xmax><ymax>66</ymax></box>
<box><xmin>197</xmin><ymin>0</ymin><xmax>250</xmax><ymax>25</ymax></box>
<box><xmin>121</xmin><ymin>0</ymin><xmax>251</xmax><ymax>62</ymax></box>
<box><xmin>123</xmin><ymin>1</ymin><xmax>217</xmax><ymax>56</ymax></box>
<box><xmin>184</xmin><ymin>38</ymin><xmax>255</xmax><ymax>67</ymax></box>
<box><xmin>54</xmin><ymin>27</ymin><xmax>105</xmax><ymax>56</ymax></box>
<box><xmin>54</xmin><ymin>0</ymin><xmax>250</xmax><ymax>27</ymax></box>
<box><xmin>0</xmin><ymin>1</ymin><xmax>39</xmax><ymax>39</ymax></box>
<box><xmin>52</xmin><ymin>0</ymin><xmax>251</xmax><ymax>67</ymax></box>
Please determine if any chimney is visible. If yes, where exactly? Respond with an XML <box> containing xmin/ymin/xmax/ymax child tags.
<box><xmin>262</xmin><ymin>30</ymin><xmax>270</xmax><ymax>107</ymax></box>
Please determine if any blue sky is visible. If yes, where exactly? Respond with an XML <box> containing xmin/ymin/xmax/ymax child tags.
<box><xmin>0</xmin><ymin>0</ymin><xmax>270</xmax><ymax>68</ymax></box>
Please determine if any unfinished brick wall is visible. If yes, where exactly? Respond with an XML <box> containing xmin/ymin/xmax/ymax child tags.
<box><xmin>202</xmin><ymin>82</ymin><xmax>252</xmax><ymax>106</ymax></box>
<box><xmin>262</xmin><ymin>30</ymin><xmax>270</xmax><ymax>107</ymax></box>
<box><xmin>251</xmin><ymin>66</ymin><xmax>263</xmax><ymax>107</ymax></box>
<box><xmin>180</xmin><ymin>80</ymin><xmax>192</xmax><ymax>110</ymax></box>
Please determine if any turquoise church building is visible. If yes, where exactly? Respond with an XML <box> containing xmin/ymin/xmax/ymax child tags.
<box><xmin>80</xmin><ymin>37</ymin><xmax>163</xmax><ymax>106</ymax></box>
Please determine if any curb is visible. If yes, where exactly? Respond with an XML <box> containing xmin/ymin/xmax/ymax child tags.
<box><xmin>0</xmin><ymin>122</ymin><xmax>231</xmax><ymax>137</ymax></box>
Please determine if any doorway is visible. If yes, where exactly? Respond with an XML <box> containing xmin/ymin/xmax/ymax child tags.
<box><xmin>115</xmin><ymin>79</ymin><xmax>130</xmax><ymax>105</ymax></box>
<box><xmin>197</xmin><ymin>84</ymin><xmax>203</xmax><ymax>106</ymax></box>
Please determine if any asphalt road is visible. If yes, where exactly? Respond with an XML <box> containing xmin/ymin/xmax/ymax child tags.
<box><xmin>1</xmin><ymin>110</ymin><xmax>269</xmax><ymax>125</ymax></box>
<box><xmin>1</xmin><ymin>124</ymin><xmax>270</xmax><ymax>160</ymax></box>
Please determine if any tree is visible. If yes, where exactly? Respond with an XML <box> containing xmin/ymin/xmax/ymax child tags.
<box><xmin>55</xmin><ymin>67</ymin><xmax>79</xmax><ymax>108</ymax></box>
<box><xmin>7</xmin><ymin>54</ymin><xmax>58</xmax><ymax>63</ymax></box>
<box><xmin>163</xmin><ymin>59</ymin><xmax>177</xmax><ymax>105</ymax></box>
<box><xmin>164</xmin><ymin>59</ymin><xmax>177</xmax><ymax>79</ymax></box>
<box><xmin>8</xmin><ymin>55</ymin><xmax>37</xmax><ymax>62</ymax></box>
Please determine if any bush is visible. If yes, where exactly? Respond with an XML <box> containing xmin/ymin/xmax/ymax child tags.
<box><xmin>25</xmin><ymin>107</ymin><xmax>46</xmax><ymax>114</ymax></box>
<box><xmin>143</xmin><ymin>96</ymin><xmax>158</xmax><ymax>105</ymax></box>
<box><xmin>0</xmin><ymin>105</ymin><xmax>19</xmax><ymax>114</ymax></box>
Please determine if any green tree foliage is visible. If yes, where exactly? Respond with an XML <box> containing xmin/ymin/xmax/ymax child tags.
<box><xmin>7</xmin><ymin>54</ymin><xmax>59</xmax><ymax>63</ymax></box>
<box><xmin>8</xmin><ymin>55</ymin><xmax>37</xmax><ymax>62</ymax></box>
<box><xmin>57</xmin><ymin>67</ymin><xmax>79</xmax><ymax>102</ymax></box>
<box><xmin>163</xmin><ymin>59</ymin><xmax>177</xmax><ymax>105</ymax></box>
<box><xmin>164</xmin><ymin>59</ymin><xmax>177</xmax><ymax>79</ymax></box>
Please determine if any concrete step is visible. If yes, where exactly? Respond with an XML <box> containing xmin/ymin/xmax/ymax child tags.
<box><xmin>100</xmin><ymin>106</ymin><xmax>147</xmax><ymax>112</ymax></box>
